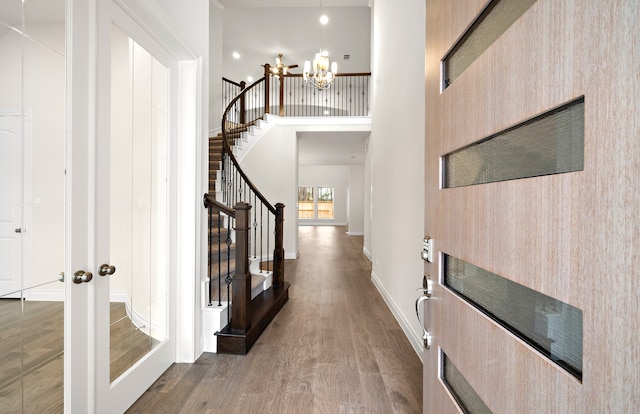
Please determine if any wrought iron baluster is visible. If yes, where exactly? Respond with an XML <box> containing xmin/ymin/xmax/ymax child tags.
<box><xmin>217</xmin><ymin>210</ymin><xmax>222</xmax><ymax>306</ymax></box>
<box><xmin>225</xmin><ymin>216</ymin><xmax>233</xmax><ymax>325</ymax></box>
<box><xmin>253</xmin><ymin>192</ymin><xmax>257</xmax><ymax>258</ymax></box>
<box><xmin>207</xmin><ymin>205</ymin><xmax>213</xmax><ymax>306</ymax></box>
<box><xmin>260</xmin><ymin>202</ymin><xmax>263</xmax><ymax>272</ymax></box>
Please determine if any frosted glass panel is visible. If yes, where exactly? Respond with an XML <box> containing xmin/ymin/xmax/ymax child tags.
<box><xmin>444</xmin><ymin>255</ymin><xmax>583</xmax><ymax>380</ymax></box>
<box><xmin>442</xmin><ymin>0</ymin><xmax>537</xmax><ymax>88</ymax></box>
<box><xmin>443</xmin><ymin>98</ymin><xmax>584</xmax><ymax>188</ymax></box>
<box><xmin>442</xmin><ymin>352</ymin><xmax>493</xmax><ymax>414</ymax></box>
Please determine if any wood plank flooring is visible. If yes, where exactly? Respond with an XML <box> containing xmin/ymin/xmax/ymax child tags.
<box><xmin>0</xmin><ymin>301</ymin><xmax>156</xmax><ymax>413</ymax></box>
<box><xmin>127</xmin><ymin>226</ymin><xmax>423</xmax><ymax>413</ymax></box>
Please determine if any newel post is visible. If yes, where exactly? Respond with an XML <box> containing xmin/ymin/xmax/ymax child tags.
<box><xmin>231</xmin><ymin>202</ymin><xmax>252</xmax><ymax>333</ymax></box>
<box><xmin>239</xmin><ymin>80</ymin><xmax>246</xmax><ymax>124</ymax></box>
<box><xmin>263</xmin><ymin>64</ymin><xmax>271</xmax><ymax>114</ymax></box>
<box><xmin>273</xmin><ymin>203</ymin><xmax>285</xmax><ymax>287</ymax></box>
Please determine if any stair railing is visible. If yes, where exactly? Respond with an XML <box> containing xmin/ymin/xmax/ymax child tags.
<box><xmin>209</xmin><ymin>68</ymin><xmax>371</xmax><ymax>335</ymax></box>
<box><xmin>205</xmin><ymin>76</ymin><xmax>285</xmax><ymax>335</ymax></box>
<box><xmin>222</xmin><ymin>69</ymin><xmax>371</xmax><ymax>119</ymax></box>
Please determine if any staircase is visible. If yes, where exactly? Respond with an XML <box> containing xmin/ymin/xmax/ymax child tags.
<box><xmin>205</xmin><ymin>113</ymin><xmax>289</xmax><ymax>355</ymax></box>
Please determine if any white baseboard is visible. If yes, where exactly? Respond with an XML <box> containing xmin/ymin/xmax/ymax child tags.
<box><xmin>24</xmin><ymin>290</ymin><xmax>64</xmax><ymax>302</ymax></box>
<box><xmin>298</xmin><ymin>222</ymin><xmax>348</xmax><ymax>226</ymax></box>
<box><xmin>347</xmin><ymin>231</ymin><xmax>364</xmax><ymax>236</ymax></box>
<box><xmin>370</xmin><ymin>270</ymin><xmax>424</xmax><ymax>363</ymax></box>
<box><xmin>362</xmin><ymin>246</ymin><xmax>372</xmax><ymax>261</ymax></box>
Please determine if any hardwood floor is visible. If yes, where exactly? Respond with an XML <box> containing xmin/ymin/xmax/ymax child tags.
<box><xmin>0</xmin><ymin>301</ymin><xmax>157</xmax><ymax>413</ymax></box>
<box><xmin>128</xmin><ymin>226</ymin><xmax>423</xmax><ymax>413</ymax></box>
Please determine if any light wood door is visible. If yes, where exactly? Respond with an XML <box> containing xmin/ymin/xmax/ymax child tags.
<box><xmin>424</xmin><ymin>0</ymin><xmax>640</xmax><ymax>412</ymax></box>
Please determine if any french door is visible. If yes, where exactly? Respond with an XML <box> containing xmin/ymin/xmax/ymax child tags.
<box><xmin>67</xmin><ymin>0</ymin><xmax>192</xmax><ymax>411</ymax></box>
<box><xmin>424</xmin><ymin>0</ymin><xmax>640</xmax><ymax>413</ymax></box>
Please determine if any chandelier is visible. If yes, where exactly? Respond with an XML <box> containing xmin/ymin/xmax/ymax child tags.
<box><xmin>303</xmin><ymin>50</ymin><xmax>337</xmax><ymax>90</ymax></box>
<box><xmin>303</xmin><ymin>1</ymin><xmax>337</xmax><ymax>90</ymax></box>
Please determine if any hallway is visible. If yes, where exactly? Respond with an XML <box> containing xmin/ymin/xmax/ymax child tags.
<box><xmin>127</xmin><ymin>226</ymin><xmax>423</xmax><ymax>413</ymax></box>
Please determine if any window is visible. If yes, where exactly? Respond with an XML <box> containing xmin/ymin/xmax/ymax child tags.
<box><xmin>298</xmin><ymin>187</ymin><xmax>314</xmax><ymax>219</ymax></box>
<box><xmin>317</xmin><ymin>187</ymin><xmax>334</xmax><ymax>219</ymax></box>
<box><xmin>298</xmin><ymin>187</ymin><xmax>335</xmax><ymax>220</ymax></box>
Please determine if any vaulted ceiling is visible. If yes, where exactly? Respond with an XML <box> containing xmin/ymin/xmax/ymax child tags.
<box><xmin>216</xmin><ymin>0</ymin><xmax>372</xmax><ymax>165</ymax></box>
<box><xmin>217</xmin><ymin>0</ymin><xmax>371</xmax><ymax>8</ymax></box>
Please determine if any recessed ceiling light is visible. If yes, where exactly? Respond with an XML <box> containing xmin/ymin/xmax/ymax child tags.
<box><xmin>247</xmin><ymin>76</ymin><xmax>254</xmax><ymax>82</ymax></box>
<box><xmin>319</xmin><ymin>15</ymin><xmax>329</xmax><ymax>25</ymax></box>
<box><xmin>232</xmin><ymin>51</ymin><xmax>241</xmax><ymax>59</ymax></box>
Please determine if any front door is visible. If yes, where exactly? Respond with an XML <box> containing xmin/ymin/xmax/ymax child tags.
<box><xmin>424</xmin><ymin>0</ymin><xmax>640</xmax><ymax>412</ymax></box>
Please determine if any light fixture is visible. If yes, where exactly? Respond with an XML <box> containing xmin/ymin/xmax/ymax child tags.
<box><xmin>270</xmin><ymin>53</ymin><xmax>298</xmax><ymax>77</ymax></box>
<box><xmin>303</xmin><ymin>1</ymin><xmax>337</xmax><ymax>90</ymax></box>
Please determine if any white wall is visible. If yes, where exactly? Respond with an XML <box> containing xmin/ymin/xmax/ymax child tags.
<box><xmin>209</xmin><ymin>2</ymin><xmax>223</xmax><ymax>130</ymax></box>
<box><xmin>239</xmin><ymin>124</ymin><xmax>299</xmax><ymax>258</ymax></box>
<box><xmin>239</xmin><ymin>117</ymin><xmax>371</xmax><ymax>259</ymax></box>
<box><xmin>299</xmin><ymin>165</ymin><xmax>349</xmax><ymax>225</ymax></box>
<box><xmin>369</xmin><ymin>0</ymin><xmax>426</xmax><ymax>357</ymax></box>
<box><xmin>363</xmin><ymin>135</ymin><xmax>372</xmax><ymax>258</ymax></box>
<box><xmin>348</xmin><ymin>164</ymin><xmax>365</xmax><ymax>235</ymax></box>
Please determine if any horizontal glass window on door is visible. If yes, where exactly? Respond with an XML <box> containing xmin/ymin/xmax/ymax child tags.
<box><xmin>443</xmin><ymin>254</ymin><xmax>583</xmax><ymax>381</ymax></box>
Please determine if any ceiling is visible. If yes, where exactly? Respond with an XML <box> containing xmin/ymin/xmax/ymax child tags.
<box><xmin>298</xmin><ymin>131</ymin><xmax>369</xmax><ymax>165</ymax></box>
<box><xmin>217</xmin><ymin>0</ymin><xmax>371</xmax><ymax>8</ymax></box>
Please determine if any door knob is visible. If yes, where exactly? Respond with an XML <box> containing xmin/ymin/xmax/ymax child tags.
<box><xmin>15</xmin><ymin>228</ymin><xmax>22</xmax><ymax>233</ymax></box>
<box><xmin>98</xmin><ymin>264</ymin><xmax>116</xmax><ymax>276</ymax></box>
<box><xmin>72</xmin><ymin>270</ymin><xmax>93</xmax><ymax>284</ymax></box>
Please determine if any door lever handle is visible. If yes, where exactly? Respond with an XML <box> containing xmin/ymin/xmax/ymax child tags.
<box><xmin>416</xmin><ymin>274</ymin><xmax>433</xmax><ymax>349</ymax></box>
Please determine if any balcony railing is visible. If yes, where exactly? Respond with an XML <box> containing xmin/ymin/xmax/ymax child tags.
<box><xmin>222</xmin><ymin>66</ymin><xmax>371</xmax><ymax>122</ymax></box>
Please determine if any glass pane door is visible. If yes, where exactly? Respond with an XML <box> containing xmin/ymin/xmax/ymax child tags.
<box><xmin>0</xmin><ymin>0</ymin><xmax>66</xmax><ymax>411</ymax></box>
<box><xmin>108</xmin><ymin>23</ymin><xmax>168</xmax><ymax>382</ymax></box>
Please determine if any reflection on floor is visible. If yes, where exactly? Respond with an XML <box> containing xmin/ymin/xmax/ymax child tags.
<box><xmin>0</xmin><ymin>300</ymin><xmax>64</xmax><ymax>413</ymax></box>
<box><xmin>109</xmin><ymin>302</ymin><xmax>160</xmax><ymax>381</ymax></box>
<box><xmin>0</xmin><ymin>300</ymin><xmax>157</xmax><ymax>412</ymax></box>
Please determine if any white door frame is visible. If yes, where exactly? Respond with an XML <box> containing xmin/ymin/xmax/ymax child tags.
<box><xmin>0</xmin><ymin>111</ymin><xmax>30</xmax><ymax>299</ymax></box>
<box><xmin>66</xmin><ymin>0</ymin><xmax>202</xmax><ymax>412</ymax></box>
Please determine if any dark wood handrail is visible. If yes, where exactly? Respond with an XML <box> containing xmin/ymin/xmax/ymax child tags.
<box><xmin>203</xmin><ymin>193</ymin><xmax>236</xmax><ymax>218</ymax></box>
<box><xmin>222</xmin><ymin>77</ymin><xmax>245</xmax><ymax>88</ymax></box>
<box><xmin>221</xmin><ymin>76</ymin><xmax>277</xmax><ymax>215</ymax></box>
